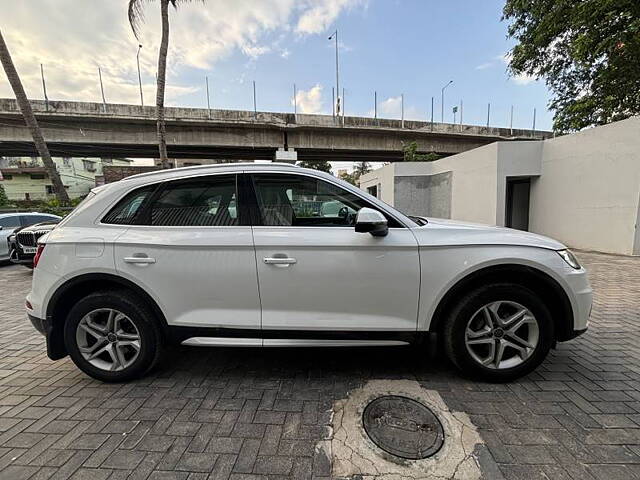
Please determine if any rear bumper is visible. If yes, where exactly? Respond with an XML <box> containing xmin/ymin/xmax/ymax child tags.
<box><xmin>27</xmin><ymin>314</ymin><xmax>67</xmax><ymax>360</ymax></box>
<box><xmin>28</xmin><ymin>313</ymin><xmax>48</xmax><ymax>336</ymax></box>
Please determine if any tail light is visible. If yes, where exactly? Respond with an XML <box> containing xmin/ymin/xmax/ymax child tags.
<box><xmin>33</xmin><ymin>244</ymin><xmax>45</xmax><ymax>268</ymax></box>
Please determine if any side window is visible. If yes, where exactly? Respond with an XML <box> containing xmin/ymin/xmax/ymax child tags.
<box><xmin>251</xmin><ymin>174</ymin><xmax>402</xmax><ymax>227</ymax></box>
<box><xmin>0</xmin><ymin>216</ymin><xmax>21</xmax><ymax>228</ymax></box>
<box><xmin>102</xmin><ymin>185</ymin><xmax>155</xmax><ymax>225</ymax></box>
<box><xmin>147</xmin><ymin>175</ymin><xmax>238</xmax><ymax>227</ymax></box>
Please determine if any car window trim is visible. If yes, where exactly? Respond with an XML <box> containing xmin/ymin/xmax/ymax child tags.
<box><xmin>131</xmin><ymin>173</ymin><xmax>247</xmax><ymax>227</ymax></box>
<box><xmin>247</xmin><ymin>171</ymin><xmax>406</xmax><ymax>228</ymax></box>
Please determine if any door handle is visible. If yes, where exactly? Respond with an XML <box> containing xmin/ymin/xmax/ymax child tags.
<box><xmin>263</xmin><ymin>257</ymin><xmax>297</xmax><ymax>265</ymax></box>
<box><xmin>124</xmin><ymin>256</ymin><xmax>156</xmax><ymax>264</ymax></box>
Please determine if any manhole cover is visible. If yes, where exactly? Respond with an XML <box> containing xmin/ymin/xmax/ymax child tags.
<box><xmin>362</xmin><ymin>395</ymin><xmax>444</xmax><ymax>460</ymax></box>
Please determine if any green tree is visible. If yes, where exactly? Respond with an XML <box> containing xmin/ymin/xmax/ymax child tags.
<box><xmin>353</xmin><ymin>161</ymin><xmax>371</xmax><ymax>177</ymax></box>
<box><xmin>0</xmin><ymin>184</ymin><xmax>9</xmax><ymax>207</ymax></box>
<box><xmin>402</xmin><ymin>141</ymin><xmax>440</xmax><ymax>161</ymax></box>
<box><xmin>337</xmin><ymin>170</ymin><xmax>358</xmax><ymax>185</ymax></box>
<box><xmin>297</xmin><ymin>160</ymin><xmax>332</xmax><ymax>173</ymax></box>
<box><xmin>0</xmin><ymin>30</ymin><xmax>70</xmax><ymax>205</ymax></box>
<box><xmin>503</xmin><ymin>0</ymin><xmax>640</xmax><ymax>132</ymax></box>
<box><xmin>128</xmin><ymin>0</ymin><xmax>203</xmax><ymax>169</ymax></box>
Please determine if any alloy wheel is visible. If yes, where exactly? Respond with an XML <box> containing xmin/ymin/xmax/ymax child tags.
<box><xmin>75</xmin><ymin>308</ymin><xmax>141</xmax><ymax>372</ymax></box>
<box><xmin>464</xmin><ymin>300</ymin><xmax>539</xmax><ymax>370</ymax></box>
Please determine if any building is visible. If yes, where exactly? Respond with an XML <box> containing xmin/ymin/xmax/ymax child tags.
<box><xmin>0</xmin><ymin>157</ymin><xmax>132</xmax><ymax>201</ymax></box>
<box><xmin>359</xmin><ymin>116</ymin><xmax>640</xmax><ymax>255</ymax></box>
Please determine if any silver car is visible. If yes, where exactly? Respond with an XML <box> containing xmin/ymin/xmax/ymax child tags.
<box><xmin>0</xmin><ymin>212</ymin><xmax>61</xmax><ymax>263</ymax></box>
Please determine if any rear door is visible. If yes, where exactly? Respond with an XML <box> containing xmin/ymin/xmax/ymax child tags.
<box><xmin>248</xmin><ymin>172</ymin><xmax>420</xmax><ymax>335</ymax></box>
<box><xmin>112</xmin><ymin>173</ymin><xmax>261</xmax><ymax>330</ymax></box>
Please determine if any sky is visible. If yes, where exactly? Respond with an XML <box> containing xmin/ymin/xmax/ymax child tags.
<box><xmin>0</xmin><ymin>0</ymin><xmax>554</xmax><ymax>171</ymax></box>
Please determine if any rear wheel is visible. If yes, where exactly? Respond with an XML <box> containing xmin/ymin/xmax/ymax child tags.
<box><xmin>443</xmin><ymin>283</ymin><xmax>554</xmax><ymax>382</ymax></box>
<box><xmin>64</xmin><ymin>290</ymin><xmax>163</xmax><ymax>382</ymax></box>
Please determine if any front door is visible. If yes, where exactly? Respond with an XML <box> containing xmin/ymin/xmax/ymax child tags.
<box><xmin>249</xmin><ymin>172</ymin><xmax>420</xmax><ymax>334</ymax></box>
<box><xmin>113</xmin><ymin>173</ymin><xmax>261</xmax><ymax>330</ymax></box>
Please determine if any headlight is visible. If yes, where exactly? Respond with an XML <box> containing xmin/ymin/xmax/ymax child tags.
<box><xmin>557</xmin><ymin>249</ymin><xmax>581</xmax><ymax>269</ymax></box>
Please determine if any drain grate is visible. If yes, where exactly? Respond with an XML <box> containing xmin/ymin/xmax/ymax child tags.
<box><xmin>362</xmin><ymin>395</ymin><xmax>445</xmax><ymax>460</ymax></box>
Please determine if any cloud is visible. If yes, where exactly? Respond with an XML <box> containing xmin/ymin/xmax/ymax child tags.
<box><xmin>500</xmin><ymin>52</ymin><xmax>536</xmax><ymax>85</ymax></box>
<box><xmin>370</xmin><ymin>95</ymin><xmax>423</xmax><ymax>120</ymax></box>
<box><xmin>0</xmin><ymin>0</ymin><xmax>361</xmax><ymax>105</ymax></box>
<box><xmin>296</xmin><ymin>0</ymin><xmax>366</xmax><ymax>34</ymax></box>
<box><xmin>472</xmin><ymin>52</ymin><xmax>537</xmax><ymax>85</ymax></box>
<box><xmin>293</xmin><ymin>84</ymin><xmax>324</xmax><ymax>114</ymax></box>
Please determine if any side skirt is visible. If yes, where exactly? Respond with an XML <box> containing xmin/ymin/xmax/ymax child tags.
<box><xmin>182</xmin><ymin>337</ymin><xmax>410</xmax><ymax>347</ymax></box>
<box><xmin>169</xmin><ymin>326</ymin><xmax>422</xmax><ymax>346</ymax></box>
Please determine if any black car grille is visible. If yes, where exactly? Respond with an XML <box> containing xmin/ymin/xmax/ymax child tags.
<box><xmin>17</xmin><ymin>230</ymin><xmax>49</xmax><ymax>248</ymax></box>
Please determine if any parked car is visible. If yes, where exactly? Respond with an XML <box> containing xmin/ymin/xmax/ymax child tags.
<box><xmin>8</xmin><ymin>220</ymin><xmax>59</xmax><ymax>267</ymax></box>
<box><xmin>0</xmin><ymin>213</ymin><xmax>61</xmax><ymax>263</ymax></box>
<box><xmin>25</xmin><ymin>163</ymin><xmax>592</xmax><ymax>382</ymax></box>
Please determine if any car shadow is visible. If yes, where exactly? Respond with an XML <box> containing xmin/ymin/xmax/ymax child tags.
<box><xmin>150</xmin><ymin>343</ymin><xmax>467</xmax><ymax>387</ymax></box>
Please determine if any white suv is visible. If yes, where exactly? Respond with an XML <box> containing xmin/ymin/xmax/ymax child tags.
<box><xmin>26</xmin><ymin>163</ymin><xmax>592</xmax><ymax>382</ymax></box>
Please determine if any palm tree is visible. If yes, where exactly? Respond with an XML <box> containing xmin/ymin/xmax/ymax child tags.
<box><xmin>128</xmin><ymin>0</ymin><xmax>202</xmax><ymax>170</ymax></box>
<box><xmin>0</xmin><ymin>29</ymin><xmax>70</xmax><ymax>204</ymax></box>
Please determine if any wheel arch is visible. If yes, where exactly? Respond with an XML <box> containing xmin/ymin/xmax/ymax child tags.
<box><xmin>428</xmin><ymin>263</ymin><xmax>575</xmax><ymax>342</ymax></box>
<box><xmin>46</xmin><ymin>273</ymin><xmax>168</xmax><ymax>359</ymax></box>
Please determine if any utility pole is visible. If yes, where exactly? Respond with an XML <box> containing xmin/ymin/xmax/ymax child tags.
<box><xmin>328</xmin><ymin>30</ymin><xmax>340</xmax><ymax>117</ymax></box>
<box><xmin>430</xmin><ymin>96</ymin><xmax>434</xmax><ymax>131</ymax></box>
<box><xmin>40</xmin><ymin>64</ymin><xmax>48</xmax><ymax>111</ymax></box>
<box><xmin>98</xmin><ymin>67</ymin><xmax>106</xmax><ymax>113</ymax></box>
<box><xmin>441</xmin><ymin>80</ymin><xmax>453</xmax><ymax>123</ymax></box>
<box><xmin>136</xmin><ymin>44</ymin><xmax>144</xmax><ymax>107</ymax></box>
<box><xmin>205</xmin><ymin>76</ymin><xmax>211</xmax><ymax>119</ymax></box>
<box><xmin>293</xmin><ymin>83</ymin><xmax>297</xmax><ymax>115</ymax></box>
<box><xmin>374</xmin><ymin>91</ymin><xmax>377</xmax><ymax>119</ymax></box>
<box><xmin>342</xmin><ymin>87</ymin><xmax>345</xmax><ymax>126</ymax></box>
<box><xmin>510</xmin><ymin>105</ymin><xmax>514</xmax><ymax>135</ymax></box>
<box><xmin>252</xmin><ymin>80</ymin><xmax>257</xmax><ymax>119</ymax></box>
<box><xmin>332</xmin><ymin>87</ymin><xmax>335</xmax><ymax>117</ymax></box>
<box><xmin>532</xmin><ymin>107</ymin><xmax>537</xmax><ymax>132</ymax></box>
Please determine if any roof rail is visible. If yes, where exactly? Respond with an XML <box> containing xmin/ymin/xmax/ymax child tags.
<box><xmin>123</xmin><ymin>161</ymin><xmax>299</xmax><ymax>181</ymax></box>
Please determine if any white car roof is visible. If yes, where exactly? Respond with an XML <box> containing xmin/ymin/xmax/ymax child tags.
<box><xmin>123</xmin><ymin>162</ymin><xmax>301</xmax><ymax>183</ymax></box>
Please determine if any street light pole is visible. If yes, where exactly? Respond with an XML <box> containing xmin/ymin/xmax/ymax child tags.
<box><xmin>136</xmin><ymin>44</ymin><xmax>144</xmax><ymax>107</ymax></box>
<box><xmin>328</xmin><ymin>30</ymin><xmax>340</xmax><ymax>117</ymax></box>
<box><xmin>441</xmin><ymin>80</ymin><xmax>452</xmax><ymax>123</ymax></box>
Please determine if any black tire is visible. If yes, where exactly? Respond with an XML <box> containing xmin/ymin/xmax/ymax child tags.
<box><xmin>64</xmin><ymin>290</ymin><xmax>163</xmax><ymax>382</ymax></box>
<box><xmin>443</xmin><ymin>283</ymin><xmax>554</xmax><ymax>382</ymax></box>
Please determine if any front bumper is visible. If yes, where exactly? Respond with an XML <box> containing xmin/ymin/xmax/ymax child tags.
<box><xmin>28</xmin><ymin>314</ymin><xmax>67</xmax><ymax>360</ymax></box>
<box><xmin>8</xmin><ymin>240</ymin><xmax>35</xmax><ymax>265</ymax></box>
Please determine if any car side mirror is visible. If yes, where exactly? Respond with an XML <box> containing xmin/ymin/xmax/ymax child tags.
<box><xmin>355</xmin><ymin>207</ymin><xmax>388</xmax><ymax>237</ymax></box>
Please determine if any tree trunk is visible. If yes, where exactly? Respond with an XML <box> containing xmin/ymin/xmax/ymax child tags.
<box><xmin>0</xmin><ymin>29</ymin><xmax>70</xmax><ymax>204</ymax></box>
<box><xmin>156</xmin><ymin>0</ymin><xmax>171</xmax><ymax>169</ymax></box>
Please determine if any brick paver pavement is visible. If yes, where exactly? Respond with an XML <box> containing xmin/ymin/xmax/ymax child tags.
<box><xmin>0</xmin><ymin>250</ymin><xmax>639</xmax><ymax>479</ymax></box>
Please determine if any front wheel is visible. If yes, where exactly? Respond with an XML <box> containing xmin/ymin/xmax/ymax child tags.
<box><xmin>64</xmin><ymin>290</ymin><xmax>163</xmax><ymax>382</ymax></box>
<box><xmin>443</xmin><ymin>283</ymin><xmax>554</xmax><ymax>382</ymax></box>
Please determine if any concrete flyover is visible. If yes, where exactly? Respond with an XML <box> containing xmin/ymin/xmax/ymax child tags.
<box><xmin>0</xmin><ymin>99</ymin><xmax>551</xmax><ymax>161</ymax></box>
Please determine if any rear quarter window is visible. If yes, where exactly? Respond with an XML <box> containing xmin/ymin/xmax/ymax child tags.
<box><xmin>102</xmin><ymin>186</ymin><xmax>155</xmax><ymax>225</ymax></box>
